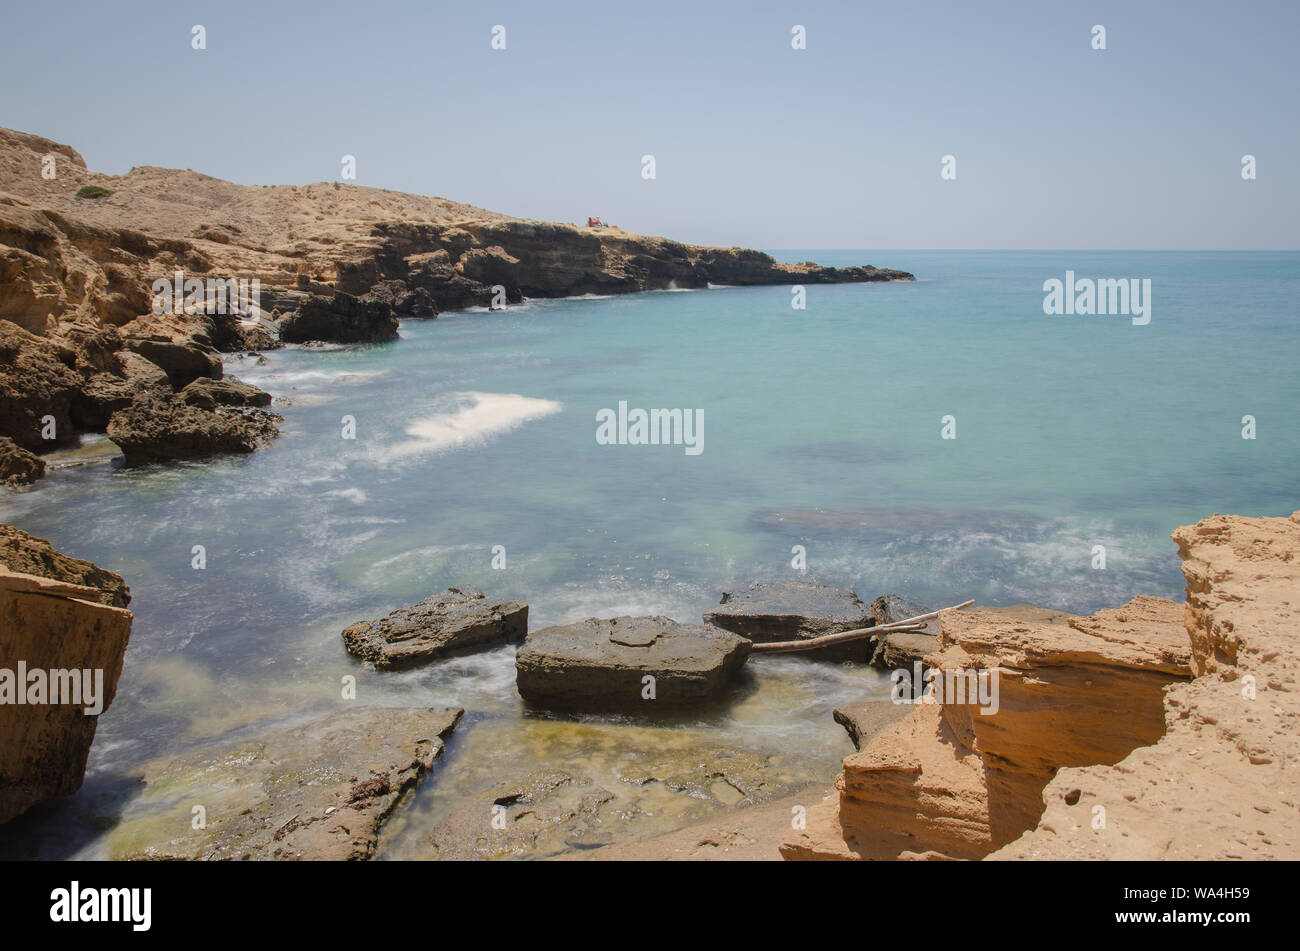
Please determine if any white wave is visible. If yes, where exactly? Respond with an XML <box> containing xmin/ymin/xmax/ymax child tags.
<box><xmin>323</xmin><ymin>487</ymin><xmax>369</xmax><ymax>505</ymax></box>
<box><xmin>377</xmin><ymin>392</ymin><xmax>561</xmax><ymax>460</ymax></box>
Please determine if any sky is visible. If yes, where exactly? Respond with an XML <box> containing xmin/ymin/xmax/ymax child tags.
<box><xmin>1</xmin><ymin>0</ymin><xmax>1296</xmax><ymax>249</ymax></box>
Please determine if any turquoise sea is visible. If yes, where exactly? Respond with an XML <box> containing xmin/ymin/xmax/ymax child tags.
<box><xmin>2</xmin><ymin>250</ymin><xmax>1296</xmax><ymax>857</ymax></box>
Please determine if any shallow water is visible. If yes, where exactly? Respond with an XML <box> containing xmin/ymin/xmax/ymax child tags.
<box><xmin>2</xmin><ymin>250</ymin><xmax>1296</xmax><ymax>858</ymax></box>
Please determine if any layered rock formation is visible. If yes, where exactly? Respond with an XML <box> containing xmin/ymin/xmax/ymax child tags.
<box><xmin>782</xmin><ymin>597</ymin><xmax>1193</xmax><ymax>859</ymax></box>
<box><xmin>991</xmin><ymin>511</ymin><xmax>1300</xmax><ymax>860</ymax></box>
<box><xmin>0</xmin><ymin>526</ymin><xmax>132</xmax><ymax>822</ymax></box>
<box><xmin>0</xmin><ymin>125</ymin><xmax>911</xmax><ymax>478</ymax></box>
<box><xmin>341</xmin><ymin>587</ymin><xmax>528</xmax><ymax>669</ymax></box>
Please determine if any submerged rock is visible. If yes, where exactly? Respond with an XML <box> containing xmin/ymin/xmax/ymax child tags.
<box><xmin>428</xmin><ymin>745</ymin><xmax>800</xmax><ymax>860</ymax></box>
<box><xmin>341</xmin><ymin>587</ymin><xmax>529</xmax><ymax>669</ymax></box>
<box><xmin>0</xmin><ymin>531</ymin><xmax>132</xmax><ymax>823</ymax></box>
<box><xmin>0</xmin><ymin>436</ymin><xmax>45</xmax><ymax>486</ymax></box>
<box><xmin>515</xmin><ymin>616</ymin><xmax>750</xmax><ymax>711</ymax></box>
<box><xmin>109</xmin><ymin>705</ymin><xmax>462</xmax><ymax>860</ymax></box>
<box><xmin>106</xmin><ymin>388</ymin><xmax>281</xmax><ymax>466</ymax></box>
<box><xmin>705</xmin><ymin>581</ymin><xmax>874</xmax><ymax>661</ymax></box>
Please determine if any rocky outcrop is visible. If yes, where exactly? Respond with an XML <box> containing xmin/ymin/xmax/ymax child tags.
<box><xmin>705</xmin><ymin>582</ymin><xmax>875</xmax><ymax>661</ymax></box>
<box><xmin>106</xmin><ymin>387</ymin><xmax>281</xmax><ymax>467</ymax></box>
<box><xmin>341</xmin><ymin>588</ymin><xmax>528</xmax><ymax>669</ymax></box>
<box><xmin>278</xmin><ymin>290</ymin><xmax>399</xmax><ymax>344</ymax></box>
<box><xmin>0</xmin><ymin>524</ymin><xmax>130</xmax><ymax>607</ymax></box>
<box><xmin>515</xmin><ymin>616</ymin><xmax>751</xmax><ymax>711</ymax></box>
<box><xmin>108</xmin><ymin>706</ymin><xmax>462</xmax><ymax>860</ymax></box>
<box><xmin>782</xmin><ymin>596</ymin><xmax>1192</xmax><ymax>860</ymax></box>
<box><xmin>0</xmin><ymin>319</ymin><xmax>80</xmax><ymax>451</ymax></box>
<box><xmin>991</xmin><ymin>511</ymin><xmax>1300</xmax><ymax>860</ymax></box>
<box><xmin>0</xmin><ymin>436</ymin><xmax>44</xmax><ymax>486</ymax></box>
<box><xmin>0</xmin><ymin>528</ymin><xmax>132</xmax><ymax>823</ymax></box>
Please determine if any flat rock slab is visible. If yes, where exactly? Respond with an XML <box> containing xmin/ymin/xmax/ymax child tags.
<box><xmin>108</xmin><ymin>705</ymin><xmax>462</xmax><ymax>861</ymax></box>
<box><xmin>515</xmin><ymin>616</ymin><xmax>750</xmax><ymax>711</ymax></box>
<box><xmin>342</xmin><ymin>587</ymin><xmax>528</xmax><ymax>669</ymax></box>
<box><xmin>704</xmin><ymin>581</ymin><xmax>874</xmax><ymax>661</ymax></box>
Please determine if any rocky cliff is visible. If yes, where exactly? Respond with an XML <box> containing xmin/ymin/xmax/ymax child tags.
<box><xmin>991</xmin><ymin>511</ymin><xmax>1300</xmax><ymax>860</ymax></box>
<box><xmin>781</xmin><ymin>510</ymin><xmax>1300</xmax><ymax>861</ymax></box>
<box><xmin>0</xmin><ymin>126</ymin><xmax>912</xmax><ymax>478</ymax></box>
<box><xmin>0</xmin><ymin>525</ymin><xmax>132</xmax><ymax>822</ymax></box>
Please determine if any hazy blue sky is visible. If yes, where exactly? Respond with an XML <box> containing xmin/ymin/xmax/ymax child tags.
<box><xmin>2</xmin><ymin>0</ymin><xmax>1295</xmax><ymax>249</ymax></box>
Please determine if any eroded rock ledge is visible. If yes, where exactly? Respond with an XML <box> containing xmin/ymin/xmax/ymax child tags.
<box><xmin>991</xmin><ymin>511</ymin><xmax>1300</xmax><ymax>860</ymax></box>
<box><xmin>0</xmin><ymin>526</ymin><xmax>133</xmax><ymax>822</ymax></box>
<box><xmin>781</xmin><ymin>511</ymin><xmax>1300</xmax><ymax>861</ymax></box>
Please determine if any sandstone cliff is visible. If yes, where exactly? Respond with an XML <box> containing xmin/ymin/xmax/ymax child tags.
<box><xmin>0</xmin><ymin>525</ymin><xmax>132</xmax><ymax>822</ymax></box>
<box><xmin>782</xmin><ymin>511</ymin><xmax>1300</xmax><ymax>861</ymax></box>
<box><xmin>991</xmin><ymin>511</ymin><xmax>1300</xmax><ymax>860</ymax></box>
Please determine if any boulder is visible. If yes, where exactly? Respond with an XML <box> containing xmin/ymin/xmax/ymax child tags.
<box><xmin>704</xmin><ymin>581</ymin><xmax>874</xmax><ymax>661</ymax></box>
<box><xmin>515</xmin><ymin>616</ymin><xmax>750</xmax><ymax>711</ymax></box>
<box><xmin>120</xmin><ymin>334</ymin><xmax>222</xmax><ymax>389</ymax></box>
<box><xmin>107</xmin><ymin>706</ymin><xmax>462</xmax><ymax>860</ymax></box>
<box><xmin>179</xmin><ymin>375</ymin><xmax>272</xmax><ymax>410</ymax></box>
<box><xmin>0</xmin><ymin>436</ymin><xmax>45</xmax><ymax>486</ymax></box>
<box><xmin>107</xmin><ymin>388</ymin><xmax>281</xmax><ymax>466</ymax></box>
<box><xmin>279</xmin><ymin>291</ymin><xmax>398</xmax><ymax>344</ymax></box>
<box><xmin>0</xmin><ymin>534</ymin><xmax>133</xmax><ymax>823</ymax></box>
<box><xmin>341</xmin><ymin>588</ymin><xmax>528</xmax><ymax>669</ymax></box>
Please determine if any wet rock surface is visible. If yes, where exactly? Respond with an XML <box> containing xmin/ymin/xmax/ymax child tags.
<box><xmin>426</xmin><ymin>744</ymin><xmax>803</xmax><ymax>860</ymax></box>
<box><xmin>705</xmin><ymin>581</ymin><xmax>875</xmax><ymax>661</ymax></box>
<box><xmin>108</xmin><ymin>706</ymin><xmax>462</xmax><ymax>860</ymax></box>
<box><xmin>0</xmin><ymin>436</ymin><xmax>45</xmax><ymax>486</ymax></box>
<box><xmin>106</xmin><ymin>388</ymin><xmax>281</xmax><ymax>466</ymax></box>
<box><xmin>515</xmin><ymin>616</ymin><xmax>751</xmax><ymax>711</ymax></box>
<box><xmin>342</xmin><ymin>588</ymin><xmax>528</xmax><ymax>669</ymax></box>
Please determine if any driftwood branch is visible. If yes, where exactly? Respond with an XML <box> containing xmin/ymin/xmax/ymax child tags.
<box><xmin>749</xmin><ymin>599</ymin><xmax>975</xmax><ymax>654</ymax></box>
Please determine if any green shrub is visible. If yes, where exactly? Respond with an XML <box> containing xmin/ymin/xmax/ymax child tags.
<box><xmin>74</xmin><ymin>185</ymin><xmax>113</xmax><ymax>199</ymax></box>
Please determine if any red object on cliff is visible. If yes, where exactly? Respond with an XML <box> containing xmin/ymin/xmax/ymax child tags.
<box><xmin>587</xmin><ymin>216</ymin><xmax>604</xmax><ymax>227</ymax></box>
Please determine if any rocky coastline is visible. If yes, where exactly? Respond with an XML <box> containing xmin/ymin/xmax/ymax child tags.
<box><xmin>3</xmin><ymin>513</ymin><xmax>1296</xmax><ymax>860</ymax></box>
<box><xmin>0</xmin><ymin>125</ymin><xmax>912</xmax><ymax>483</ymax></box>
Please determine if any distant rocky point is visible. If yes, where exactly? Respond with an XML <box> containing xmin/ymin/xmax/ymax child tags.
<box><xmin>0</xmin><ymin>126</ymin><xmax>913</xmax><ymax>479</ymax></box>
